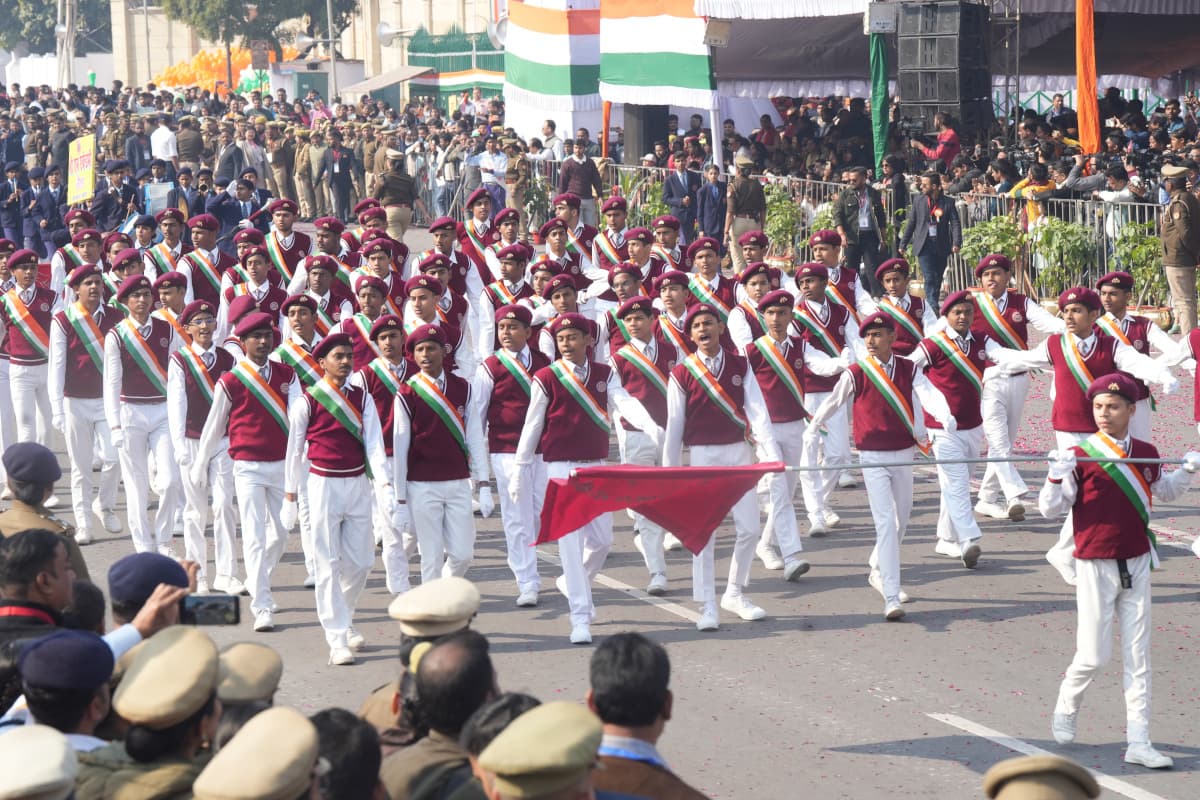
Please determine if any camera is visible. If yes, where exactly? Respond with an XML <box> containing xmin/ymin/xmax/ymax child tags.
<box><xmin>180</xmin><ymin>593</ymin><xmax>240</xmax><ymax>625</ymax></box>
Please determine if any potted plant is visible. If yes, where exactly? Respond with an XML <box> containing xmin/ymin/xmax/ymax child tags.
<box><xmin>524</xmin><ymin>174</ymin><xmax>551</xmax><ymax>242</ymax></box>
<box><xmin>1027</xmin><ymin>216</ymin><xmax>1095</xmax><ymax>299</ymax></box>
<box><xmin>763</xmin><ymin>182</ymin><xmax>803</xmax><ymax>271</ymax></box>
<box><xmin>1116</xmin><ymin>221</ymin><xmax>1170</xmax><ymax>328</ymax></box>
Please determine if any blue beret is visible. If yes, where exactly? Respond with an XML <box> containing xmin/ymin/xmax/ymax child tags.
<box><xmin>18</xmin><ymin>630</ymin><xmax>114</xmax><ymax>690</ymax></box>
<box><xmin>133</xmin><ymin>214</ymin><xmax>156</xmax><ymax>229</ymax></box>
<box><xmin>2</xmin><ymin>443</ymin><xmax>62</xmax><ymax>484</ymax></box>
<box><xmin>3</xmin><ymin>161</ymin><xmax>20</xmax><ymax>173</ymax></box>
<box><xmin>107</xmin><ymin>552</ymin><xmax>189</xmax><ymax>606</ymax></box>
<box><xmin>28</xmin><ymin>167</ymin><xmax>44</xmax><ymax>180</ymax></box>
<box><xmin>134</xmin><ymin>167</ymin><xmax>151</xmax><ymax>181</ymax></box>
<box><xmin>177</xmin><ymin>166</ymin><xmax>193</xmax><ymax>176</ymax></box>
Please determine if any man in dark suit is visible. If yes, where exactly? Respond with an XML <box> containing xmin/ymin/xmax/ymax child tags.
<box><xmin>213</xmin><ymin>127</ymin><xmax>245</xmax><ymax>185</ymax></box>
<box><xmin>831</xmin><ymin>165</ymin><xmax>888</xmax><ymax>297</ymax></box>
<box><xmin>661</xmin><ymin>161</ymin><xmax>699</xmax><ymax>244</ymax></box>
<box><xmin>695</xmin><ymin>164</ymin><xmax>727</xmax><ymax>246</ymax></box>
<box><xmin>315</xmin><ymin>129</ymin><xmax>355</xmax><ymax>222</ymax></box>
<box><xmin>32</xmin><ymin>165</ymin><xmax>67</xmax><ymax>257</ymax></box>
<box><xmin>206</xmin><ymin>178</ymin><xmax>268</xmax><ymax>254</ymax></box>
<box><xmin>587</xmin><ymin>633</ymin><xmax>711</xmax><ymax>800</ymax></box>
<box><xmin>90</xmin><ymin>160</ymin><xmax>138</xmax><ymax>233</ymax></box>
<box><xmin>20</xmin><ymin>167</ymin><xmax>46</xmax><ymax>256</ymax></box>
<box><xmin>900</xmin><ymin>171</ymin><xmax>962</xmax><ymax>311</ymax></box>
<box><xmin>1</xmin><ymin>162</ymin><xmax>25</xmax><ymax>243</ymax></box>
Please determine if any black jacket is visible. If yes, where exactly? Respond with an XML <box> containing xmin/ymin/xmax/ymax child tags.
<box><xmin>900</xmin><ymin>193</ymin><xmax>962</xmax><ymax>258</ymax></box>
<box><xmin>0</xmin><ymin>599</ymin><xmax>62</xmax><ymax>715</ymax></box>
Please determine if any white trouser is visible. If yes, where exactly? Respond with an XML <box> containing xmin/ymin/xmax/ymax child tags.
<box><xmin>806</xmin><ymin>391</ymin><xmax>851</xmax><ymax>504</ymax></box>
<box><xmin>375</xmin><ymin>456</ymin><xmax>411</xmax><ymax>594</ymax></box>
<box><xmin>232</xmin><ymin>459</ymin><xmax>288</xmax><ymax>615</ymax></box>
<box><xmin>1048</xmin><ymin>430</ymin><xmax>1091</xmax><ymax>567</ymax></box>
<box><xmin>307</xmin><ymin>472</ymin><xmax>375</xmax><ymax>649</ymax></box>
<box><xmin>0</xmin><ymin>361</ymin><xmax>12</xmax><ymax>483</ymax></box>
<box><xmin>978</xmin><ymin>373</ymin><xmax>1030</xmax><ymax>504</ymax></box>
<box><xmin>118</xmin><ymin>402</ymin><xmax>181</xmax><ymax>553</ymax></box>
<box><xmin>63</xmin><ymin>397</ymin><xmax>118</xmax><ymax>538</ymax></box>
<box><xmin>758</xmin><ymin>419</ymin><xmax>806</xmax><ymax>558</ymax></box>
<box><xmin>10</xmin><ymin>362</ymin><xmax>50</xmax><ymax>445</ymax></box>
<box><xmin>1130</xmin><ymin>397</ymin><xmax>1151</xmax><ymax>442</ymax></box>
<box><xmin>617</xmin><ymin>428</ymin><xmax>669</xmax><ymax>576</ymax></box>
<box><xmin>544</xmin><ymin>460</ymin><xmax>611</xmax><ymax>627</ymax></box>
<box><xmin>862</xmin><ymin>447</ymin><xmax>914</xmax><ymax>605</ymax></box>
<box><xmin>689</xmin><ymin>442</ymin><xmax>759</xmax><ymax>606</ymax></box>
<box><xmin>296</xmin><ymin>481</ymin><xmax>316</xmax><ymax>581</ymax></box>
<box><xmin>932</xmin><ymin>425</ymin><xmax>984</xmax><ymax>545</ymax></box>
<box><xmin>491</xmin><ymin>452</ymin><xmax>545</xmax><ymax>593</ymax></box>
<box><xmin>179</xmin><ymin>439</ymin><xmax>237</xmax><ymax>582</ymax></box>
<box><xmin>1055</xmin><ymin>553</ymin><xmax>1154</xmax><ymax>744</ymax></box>
<box><xmin>408</xmin><ymin>478</ymin><xmax>476</xmax><ymax>584</ymax></box>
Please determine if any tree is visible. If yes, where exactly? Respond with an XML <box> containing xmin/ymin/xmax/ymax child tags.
<box><xmin>162</xmin><ymin>0</ymin><xmax>360</xmax><ymax>59</ymax></box>
<box><xmin>1</xmin><ymin>0</ymin><xmax>113</xmax><ymax>55</ymax></box>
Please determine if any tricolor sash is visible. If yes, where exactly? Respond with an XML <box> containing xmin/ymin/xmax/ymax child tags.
<box><xmin>651</xmin><ymin>244</ymin><xmax>679</xmax><ymax>270</ymax></box>
<box><xmin>147</xmin><ymin>243</ymin><xmax>178</xmax><ymax>276</ymax></box>
<box><xmin>738</xmin><ymin>300</ymin><xmax>766</xmax><ymax>332</ymax></box>
<box><xmin>351</xmin><ymin>314</ymin><xmax>382</xmax><ymax>358</ymax></box>
<box><xmin>274</xmin><ymin>340</ymin><xmax>324</xmax><ymax>387</ymax></box>
<box><xmin>494</xmin><ymin>350</ymin><xmax>532</xmax><ymax>396</ymax></box>
<box><xmin>616</xmin><ymin>344</ymin><xmax>668</xmax><ymax>396</ymax></box>
<box><xmin>1060</xmin><ymin>334</ymin><xmax>1095</xmax><ymax>392</ymax></box>
<box><xmin>332</xmin><ymin>258</ymin><xmax>353</xmax><ymax>289</ymax></box>
<box><xmin>682</xmin><ymin>353</ymin><xmax>749</xmax><ymax>436</ymax></box>
<box><xmin>62</xmin><ymin>244</ymin><xmax>83</xmax><ymax>267</ymax></box>
<box><xmin>658</xmin><ymin>318</ymin><xmax>690</xmax><ymax>353</ymax></box>
<box><xmin>879</xmin><ymin>296</ymin><xmax>923</xmax><ymax>341</ymax></box>
<box><xmin>487</xmin><ymin>281</ymin><xmax>517</xmax><ymax>306</ymax></box>
<box><xmin>824</xmin><ymin>282</ymin><xmax>861</xmax><ymax>323</ymax></box>
<box><xmin>549</xmin><ymin>360</ymin><xmax>610</xmax><ymax>434</ymax></box>
<box><xmin>1096</xmin><ymin>314</ymin><xmax>1131</xmax><ymax>346</ymax></box>
<box><xmin>858</xmin><ymin>356</ymin><xmax>930</xmax><ymax>455</ymax></box>
<box><xmin>231</xmin><ymin>361</ymin><xmax>288</xmax><ymax>432</ymax></box>
<box><xmin>156</xmin><ymin>308</ymin><xmax>191</xmax><ymax>346</ymax></box>
<box><xmin>753</xmin><ymin>336</ymin><xmax>805</xmax><ymax>410</ymax></box>
<box><xmin>309</xmin><ymin>377</ymin><xmax>364</xmax><ymax>442</ymax></box>
<box><xmin>115</xmin><ymin>319</ymin><xmax>168</xmax><ymax>395</ymax></box>
<box><xmin>177</xmin><ymin>348</ymin><xmax>216</xmax><ymax>404</ymax></box>
<box><xmin>688</xmin><ymin>276</ymin><xmax>730</xmax><ymax>321</ymax></box>
<box><xmin>930</xmin><ymin>331</ymin><xmax>983</xmax><ymax>392</ymax></box>
<box><xmin>407</xmin><ymin>372</ymin><xmax>468</xmax><ymax>454</ymax></box>
<box><xmin>0</xmin><ymin>290</ymin><xmax>50</xmax><ymax>358</ymax></box>
<box><xmin>792</xmin><ymin>307</ymin><xmax>841</xmax><ymax>356</ymax></box>
<box><xmin>368</xmin><ymin>358</ymin><xmax>402</xmax><ymax>395</ymax></box>
<box><xmin>609</xmin><ymin>312</ymin><xmax>633</xmax><ymax>348</ymax></box>
<box><xmin>462</xmin><ymin>220</ymin><xmax>489</xmax><ymax>265</ymax></box>
<box><xmin>564</xmin><ymin>226</ymin><xmax>587</xmax><ymax>257</ymax></box>
<box><xmin>64</xmin><ymin>302</ymin><xmax>104</xmax><ymax>372</ymax></box>
<box><xmin>266</xmin><ymin>232</ymin><xmax>295</xmax><ymax>282</ymax></box>
<box><xmin>973</xmin><ymin>290</ymin><xmax>1027</xmax><ymax>350</ymax></box>
<box><xmin>101</xmin><ymin>270</ymin><xmax>121</xmax><ymax>295</ymax></box>
<box><xmin>314</xmin><ymin>302</ymin><xmax>336</xmax><ymax>336</ymax></box>
<box><xmin>182</xmin><ymin>250</ymin><xmax>223</xmax><ymax>293</ymax></box>
<box><xmin>594</xmin><ymin>231</ymin><xmax>622</xmax><ymax>266</ymax></box>
<box><xmin>1078</xmin><ymin>432</ymin><xmax>1158</xmax><ymax>567</ymax></box>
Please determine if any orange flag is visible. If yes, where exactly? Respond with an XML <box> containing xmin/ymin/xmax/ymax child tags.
<box><xmin>1076</xmin><ymin>0</ymin><xmax>1099</xmax><ymax>154</ymax></box>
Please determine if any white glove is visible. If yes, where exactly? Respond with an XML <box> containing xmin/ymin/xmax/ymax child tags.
<box><xmin>176</xmin><ymin>448</ymin><xmax>193</xmax><ymax>468</ymax></box>
<box><xmin>478</xmin><ymin>486</ymin><xmax>494</xmax><ymax>518</ymax></box>
<box><xmin>237</xmin><ymin>218</ymin><xmax>253</xmax><ymax>229</ymax></box>
<box><xmin>1161</xmin><ymin>375</ymin><xmax>1180</xmax><ymax>396</ymax></box>
<box><xmin>802</xmin><ymin>427</ymin><xmax>821</xmax><ymax>448</ymax></box>
<box><xmin>280</xmin><ymin>499</ymin><xmax>298</xmax><ymax>531</ymax></box>
<box><xmin>838</xmin><ymin>348</ymin><xmax>854</xmax><ymax>368</ymax></box>
<box><xmin>508</xmin><ymin>469</ymin><xmax>523</xmax><ymax>506</ymax></box>
<box><xmin>110</xmin><ymin>427</ymin><xmax>124</xmax><ymax>449</ymax></box>
<box><xmin>1182</xmin><ymin>451</ymin><xmax>1200</xmax><ymax>474</ymax></box>
<box><xmin>649</xmin><ymin>425</ymin><xmax>665</xmax><ymax>450</ymax></box>
<box><xmin>51</xmin><ymin>414</ymin><xmax>65</xmax><ymax>434</ymax></box>
<box><xmin>189</xmin><ymin>462</ymin><xmax>207</xmax><ymax>489</ymax></box>
<box><xmin>1046</xmin><ymin>449</ymin><xmax>1077</xmax><ymax>481</ymax></box>
<box><xmin>391</xmin><ymin>502</ymin><xmax>412</xmax><ymax>532</ymax></box>
<box><xmin>944</xmin><ymin>416</ymin><xmax>958</xmax><ymax>435</ymax></box>
<box><xmin>1192</xmin><ymin>536</ymin><xmax>1200</xmax><ymax>559</ymax></box>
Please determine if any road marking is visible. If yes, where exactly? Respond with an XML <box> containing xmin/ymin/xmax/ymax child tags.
<box><xmin>928</xmin><ymin>713</ymin><xmax>1174</xmax><ymax>800</ymax></box>
<box><xmin>535</xmin><ymin>551</ymin><xmax>701</xmax><ymax>623</ymax></box>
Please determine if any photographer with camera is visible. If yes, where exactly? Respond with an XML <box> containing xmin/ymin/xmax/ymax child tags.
<box><xmin>910</xmin><ymin>111</ymin><xmax>961</xmax><ymax>170</ymax></box>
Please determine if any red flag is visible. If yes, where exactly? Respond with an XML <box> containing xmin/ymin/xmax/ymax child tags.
<box><xmin>537</xmin><ymin>462</ymin><xmax>785</xmax><ymax>555</ymax></box>
<box><xmin>1076</xmin><ymin>0</ymin><xmax>1100</xmax><ymax>154</ymax></box>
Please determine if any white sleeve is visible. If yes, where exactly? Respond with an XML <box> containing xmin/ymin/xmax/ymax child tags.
<box><xmin>807</xmin><ymin>371</ymin><xmax>855</xmax><ymax>430</ymax></box>
<box><xmin>464</xmin><ymin>383</ymin><xmax>489</xmax><ymax>482</ymax></box>
<box><xmin>1024</xmin><ymin>297</ymin><xmax>1066</xmax><ymax>334</ymax></box>
<box><xmin>662</xmin><ymin>375</ymin><xmax>687</xmax><ymax>467</ymax></box>
<box><xmin>907</xmin><ymin>341</ymin><xmax>932</xmax><ymax>370</ymax></box>
<box><xmin>286</xmin><ymin>268</ymin><xmax>307</xmax><ymax>296</ymax></box>
<box><xmin>593</xmin><ymin>315</ymin><xmax>611</xmax><ymax>365</ymax></box>
<box><xmin>179</xmin><ymin>262</ymin><xmax>195</xmax><ymax>304</ymax></box>
<box><xmin>842</xmin><ymin>319</ymin><xmax>865</xmax><ymax>361</ymax></box>
<box><xmin>103</xmin><ymin>331</ymin><xmax>123</xmax><ymax>431</ymax></box>
<box><xmin>921</xmin><ymin>302</ymin><xmax>938</xmax><ymax>330</ymax></box>
<box><xmin>391</xmin><ymin>394</ymin><xmax>411</xmax><ymax>500</ymax></box>
<box><xmin>142</xmin><ymin>253</ymin><xmax>159</xmax><ymax>283</ymax></box>
<box><xmin>463</xmin><ymin>261</ymin><xmax>485</xmax><ymax>314</ymax></box>
<box><xmin>470</xmin><ymin>364</ymin><xmax>495</xmax><ymax>472</ymax></box>
<box><xmin>538</xmin><ymin>329</ymin><xmax>556</xmax><ymax>361</ymax></box>
<box><xmin>1146</xmin><ymin>322</ymin><xmax>1176</xmax><ymax>357</ymax></box>
<box><xmin>514</xmin><ymin>379</ymin><xmax>550</xmax><ymax>467</ymax></box>
<box><xmin>49</xmin><ymin>319</ymin><xmax>67</xmax><ymax>420</ymax></box>
<box><xmin>361</xmin><ymin>392</ymin><xmax>391</xmax><ymax>487</ymax></box>
<box><xmin>1038</xmin><ymin>471</ymin><xmax>1077</xmax><ymax>518</ymax></box>
<box><xmin>530</xmin><ymin>301</ymin><xmax>557</xmax><ymax>326</ymax></box>
<box><xmin>854</xmin><ymin>282</ymin><xmax>874</xmax><ymax>317</ymax></box>
<box><xmin>49</xmin><ymin>253</ymin><xmax>66</xmax><ymax>299</ymax></box>
<box><xmin>477</xmin><ymin>292</ymin><xmax>496</xmax><ymax>360</ymax></box>
<box><xmin>608</xmin><ymin>370</ymin><xmax>660</xmax><ymax>439</ymax></box>
<box><xmin>166</xmin><ymin>359</ymin><xmax>188</xmax><ymax>455</ymax></box>
<box><xmin>193</xmin><ymin>384</ymin><xmax>232</xmax><ymax>472</ymax></box>
<box><xmin>913</xmin><ymin>367</ymin><xmax>954</xmax><ymax>428</ymax></box>
<box><xmin>802</xmin><ymin>343</ymin><xmax>843</xmax><ymax>377</ymax></box>
<box><xmin>742</xmin><ymin>364</ymin><xmax>781</xmax><ymax>462</ymax></box>
<box><xmin>1158</xmin><ymin>334</ymin><xmax>1195</xmax><ymax>369</ymax></box>
<box><xmin>483</xmin><ymin>249</ymin><xmax>502</xmax><ymax>282</ymax></box>
<box><xmin>283</xmin><ymin>391</ymin><xmax>310</xmax><ymax>495</ymax></box>
<box><xmin>727</xmin><ymin>309</ymin><xmax>753</xmax><ymax>351</ymax></box>
<box><xmin>990</xmin><ymin>338</ymin><xmax>1051</xmax><ymax>371</ymax></box>
<box><xmin>1113</xmin><ymin>340</ymin><xmax>1172</xmax><ymax>385</ymax></box>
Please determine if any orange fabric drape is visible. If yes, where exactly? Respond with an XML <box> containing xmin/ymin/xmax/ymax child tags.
<box><xmin>1076</xmin><ymin>0</ymin><xmax>1100</xmax><ymax>154</ymax></box>
<box><xmin>601</xmin><ymin>101</ymin><xmax>612</xmax><ymax>159</ymax></box>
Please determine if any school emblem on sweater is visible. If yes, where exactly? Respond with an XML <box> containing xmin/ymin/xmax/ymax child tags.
<box><xmin>269</xmin><ymin>302</ymin><xmax>279</xmax><ymax>311</ymax></box>
<box><xmin>1011</xmin><ymin>312</ymin><xmax>1023</xmax><ymax>323</ymax></box>
<box><xmin>159</xmin><ymin>338</ymin><xmax>168</xmax><ymax>347</ymax></box>
<box><xmin>1134</xmin><ymin>340</ymin><xmax>1144</xmax><ymax>349</ymax></box>
<box><xmin>595</xmin><ymin>381</ymin><xmax>606</xmax><ymax>393</ymax></box>
<box><xmin>39</xmin><ymin>303</ymin><xmax>49</xmax><ymax>312</ymax></box>
<box><xmin>794</xmin><ymin>359</ymin><xmax>804</xmax><ymax>370</ymax></box>
<box><xmin>732</xmin><ymin>374</ymin><xmax>742</xmax><ymax>386</ymax></box>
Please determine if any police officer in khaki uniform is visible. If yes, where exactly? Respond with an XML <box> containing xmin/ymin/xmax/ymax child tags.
<box><xmin>982</xmin><ymin>754</ymin><xmax>1099</xmax><ymax>800</ymax></box>
<box><xmin>478</xmin><ymin>701</ymin><xmax>607</xmax><ymax>799</ymax></box>
<box><xmin>217</xmin><ymin>641</ymin><xmax>284</xmax><ymax>707</ymax></box>
<box><xmin>192</xmin><ymin>707</ymin><xmax>323</xmax><ymax>800</ymax></box>
<box><xmin>724</xmin><ymin>155</ymin><xmax>765</xmax><ymax>274</ymax></box>
<box><xmin>1160</xmin><ymin>163</ymin><xmax>1200</xmax><ymax>333</ymax></box>
<box><xmin>0</xmin><ymin>443</ymin><xmax>90</xmax><ymax>581</ymax></box>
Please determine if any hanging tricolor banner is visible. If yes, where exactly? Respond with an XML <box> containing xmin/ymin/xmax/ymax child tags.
<box><xmin>598</xmin><ymin>0</ymin><xmax>716</xmax><ymax>108</ymax></box>
<box><xmin>503</xmin><ymin>1</ymin><xmax>603</xmax><ymax>114</ymax></box>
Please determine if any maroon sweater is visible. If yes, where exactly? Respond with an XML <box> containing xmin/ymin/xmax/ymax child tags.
<box><xmin>850</xmin><ymin>357</ymin><xmax>920</xmax><ymax>451</ymax></box>
<box><xmin>396</xmin><ymin>373</ymin><xmax>471</xmax><ymax>481</ymax></box>
<box><xmin>916</xmin><ymin>331</ymin><xmax>992</xmax><ymax>431</ymax></box>
<box><xmin>482</xmin><ymin>350</ymin><xmax>551</xmax><ymax>453</ymax></box>
<box><xmin>532</xmin><ymin>361</ymin><xmax>613</xmax><ymax>462</ymax></box>
<box><xmin>1046</xmin><ymin>334</ymin><xmax>1118</xmax><ymax>433</ymax></box>
<box><xmin>53</xmin><ymin>305</ymin><xmax>118</xmax><ymax>398</ymax></box>
<box><xmin>303</xmin><ymin>381</ymin><xmax>372</xmax><ymax>477</ymax></box>
<box><xmin>611</xmin><ymin>338</ymin><xmax>675</xmax><ymax>431</ymax></box>
<box><xmin>111</xmin><ymin>317</ymin><xmax>174</xmax><ymax>402</ymax></box>
<box><xmin>1067</xmin><ymin>437</ymin><xmax>1161</xmax><ymax>560</ymax></box>
<box><xmin>219</xmin><ymin>361</ymin><xmax>295</xmax><ymax>462</ymax></box>
<box><xmin>745</xmin><ymin>335</ymin><xmax>808</xmax><ymax>424</ymax></box>
<box><xmin>793</xmin><ymin>301</ymin><xmax>850</xmax><ymax>393</ymax></box>
<box><xmin>671</xmin><ymin>353</ymin><xmax>749</xmax><ymax>447</ymax></box>
<box><xmin>172</xmin><ymin>348</ymin><xmax>236</xmax><ymax>438</ymax></box>
<box><xmin>356</xmin><ymin>358</ymin><xmax>414</xmax><ymax>458</ymax></box>
<box><xmin>2</xmin><ymin>287</ymin><xmax>57</xmax><ymax>365</ymax></box>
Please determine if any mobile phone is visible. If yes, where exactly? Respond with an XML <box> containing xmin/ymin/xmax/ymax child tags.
<box><xmin>180</xmin><ymin>594</ymin><xmax>241</xmax><ymax>626</ymax></box>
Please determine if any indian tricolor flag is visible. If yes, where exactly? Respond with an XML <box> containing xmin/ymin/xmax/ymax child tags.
<box><xmin>504</xmin><ymin>1</ymin><xmax>603</xmax><ymax>113</ymax></box>
<box><xmin>599</xmin><ymin>0</ymin><xmax>716</xmax><ymax>108</ymax></box>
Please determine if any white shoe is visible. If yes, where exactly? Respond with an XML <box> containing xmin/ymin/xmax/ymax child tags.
<box><xmin>696</xmin><ymin>604</ymin><xmax>720</xmax><ymax>632</ymax></box>
<box><xmin>1051</xmin><ymin>712</ymin><xmax>1077</xmax><ymax>744</ymax></box>
<box><xmin>195</xmin><ymin>578</ymin><xmax>210</xmax><ymax>595</ymax></box>
<box><xmin>961</xmin><ymin>539</ymin><xmax>981</xmax><ymax>569</ymax></box>
<box><xmin>720</xmin><ymin>592</ymin><xmax>766</xmax><ymax>621</ymax></box>
<box><xmin>934</xmin><ymin>539</ymin><xmax>962</xmax><ymax>558</ymax></box>
<box><xmin>1124</xmin><ymin>742</ymin><xmax>1173</xmax><ymax>769</ymax></box>
<box><xmin>824</xmin><ymin>509</ymin><xmax>841</xmax><ymax>528</ymax></box>
<box><xmin>783</xmin><ymin>559</ymin><xmax>810</xmax><ymax>582</ymax></box>
<box><xmin>755</xmin><ymin>542</ymin><xmax>784</xmax><ymax>571</ymax></box>
<box><xmin>1047</xmin><ymin>550</ymin><xmax>1078</xmax><ymax>586</ymax></box>
<box><xmin>347</xmin><ymin>628</ymin><xmax>366</xmax><ymax>651</ymax></box>
<box><xmin>329</xmin><ymin>646</ymin><xmax>355</xmax><ymax>666</ymax></box>
<box><xmin>808</xmin><ymin>519</ymin><xmax>830</xmax><ymax>538</ymax></box>
<box><xmin>93</xmin><ymin>502</ymin><xmax>121</xmax><ymax>533</ymax></box>
<box><xmin>224</xmin><ymin>577</ymin><xmax>248</xmax><ymax>596</ymax></box>
<box><xmin>569</xmin><ymin>624</ymin><xmax>592</xmax><ymax>645</ymax></box>
<box><xmin>974</xmin><ymin>500</ymin><xmax>1009</xmax><ymax>520</ymax></box>
<box><xmin>157</xmin><ymin>545</ymin><xmax>178</xmax><ymax>559</ymax></box>
<box><xmin>868</xmin><ymin>571</ymin><xmax>910</xmax><ymax>604</ymax></box>
<box><xmin>0</xmin><ymin>487</ymin><xmax>10</xmax><ymax>499</ymax></box>
<box><xmin>74</xmin><ymin>530</ymin><xmax>93</xmax><ymax>545</ymax></box>
<box><xmin>253</xmin><ymin>610</ymin><xmax>275</xmax><ymax>632</ymax></box>
<box><xmin>663</xmin><ymin>532</ymin><xmax>683</xmax><ymax>551</ymax></box>
<box><xmin>1006</xmin><ymin>499</ymin><xmax>1026</xmax><ymax>521</ymax></box>
<box><xmin>646</xmin><ymin>573</ymin><xmax>668</xmax><ymax>596</ymax></box>
<box><xmin>516</xmin><ymin>590</ymin><xmax>539</xmax><ymax>607</ymax></box>
<box><xmin>884</xmin><ymin>601</ymin><xmax>905</xmax><ymax>621</ymax></box>
<box><xmin>555</xmin><ymin>575</ymin><xmax>568</xmax><ymax>595</ymax></box>
<box><xmin>837</xmin><ymin>472</ymin><xmax>858</xmax><ymax>488</ymax></box>
<box><xmin>42</xmin><ymin>495</ymin><xmax>60</xmax><ymax>509</ymax></box>
<box><xmin>303</xmin><ymin>574</ymin><xmax>316</xmax><ymax>588</ymax></box>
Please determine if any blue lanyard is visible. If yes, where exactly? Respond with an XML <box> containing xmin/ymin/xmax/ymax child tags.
<box><xmin>597</xmin><ymin>744</ymin><xmax>668</xmax><ymax>770</ymax></box>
